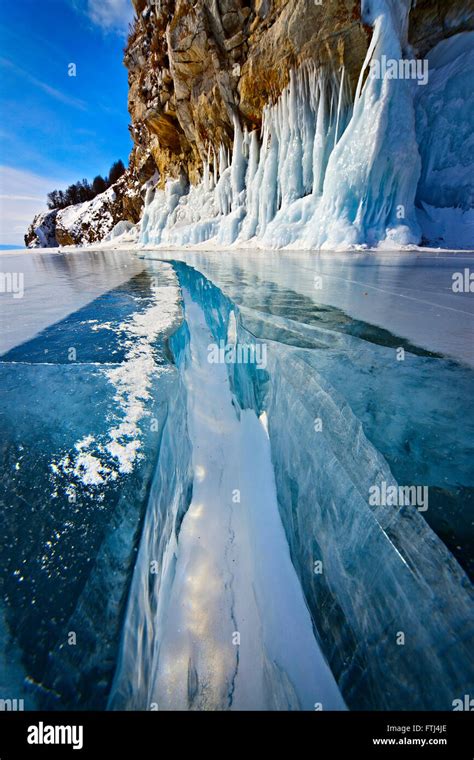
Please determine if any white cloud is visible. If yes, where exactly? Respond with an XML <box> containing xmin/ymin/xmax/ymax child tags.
<box><xmin>71</xmin><ymin>0</ymin><xmax>134</xmax><ymax>34</ymax></box>
<box><xmin>0</xmin><ymin>166</ymin><xmax>69</xmax><ymax>246</ymax></box>
<box><xmin>88</xmin><ymin>0</ymin><xmax>134</xmax><ymax>32</ymax></box>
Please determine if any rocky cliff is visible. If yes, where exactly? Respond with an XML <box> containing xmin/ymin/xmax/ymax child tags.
<box><xmin>24</xmin><ymin>169</ymin><xmax>145</xmax><ymax>248</ymax></box>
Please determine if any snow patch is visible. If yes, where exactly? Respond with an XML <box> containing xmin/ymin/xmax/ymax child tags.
<box><xmin>50</xmin><ymin>264</ymin><xmax>181</xmax><ymax>492</ymax></box>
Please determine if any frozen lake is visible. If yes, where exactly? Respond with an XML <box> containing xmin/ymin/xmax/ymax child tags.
<box><xmin>2</xmin><ymin>248</ymin><xmax>473</xmax><ymax>364</ymax></box>
<box><xmin>1</xmin><ymin>247</ymin><xmax>473</xmax><ymax>710</ymax></box>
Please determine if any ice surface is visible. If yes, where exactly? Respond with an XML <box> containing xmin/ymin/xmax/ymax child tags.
<box><xmin>2</xmin><ymin>247</ymin><xmax>473</xmax><ymax>710</ymax></box>
<box><xmin>0</xmin><ymin>249</ymin><xmax>146</xmax><ymax>355</ymax></box>
<box><xmin>134</xmin><ymin>253</ymin><xmax>474</xmax><ymax>709</ymax></box>
<box><xmin>0</xmin><ymin>260</ymin><xmax>182</xmax><ymax>708</ymax></box>
<box><xmin>147</xmin><ymin>248</ymin><xmax>474</xmax><ymax>368</ymax></box>
<box><xmin>109</xmin><ymin>282</ymin><xmax>345</xmax><ymax>710</ymax></box>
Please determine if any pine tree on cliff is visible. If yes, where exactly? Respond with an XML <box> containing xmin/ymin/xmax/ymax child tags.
<box><xmin>107</xmin><ymin>160</ymin><xmax>125</xmax><ymax>186</ymax></box>
<box><xmin>46</xmin><ymin>160</ymin><xmax>126</xmax><ymax>209</ymax></box>
<box><xmin>92</xmin><ymin>175</ymin><xmax>107</xmax><ymax>195</ymax></box>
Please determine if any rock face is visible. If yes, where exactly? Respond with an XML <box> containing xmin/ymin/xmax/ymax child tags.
<box><xmin>126</xmin><ymin>0</ymin><xmax>474</xmax><ymax>187</ymax></box>
<box><xmin>25</xmin><ymin>171</ymin><xmax>143</xmax><ymax>248</ymax></box>
<box><xmin>24</xmin><ymin>208</ymin><xmax>59</xmax><ymax>248</ymax></box>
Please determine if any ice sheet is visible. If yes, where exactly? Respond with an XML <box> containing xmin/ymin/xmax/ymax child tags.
<box><xmin>0</xmin><ymin>249</ymin><xmax>145</xmax><ymax>354</ymax></box>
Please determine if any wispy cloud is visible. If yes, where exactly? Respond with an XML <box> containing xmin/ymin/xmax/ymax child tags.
<box><xmin>0</xmin><ymin>194</ymin><xmax>45</xmax><ymax>202</ymax></box>
<box><xmin>0</xmin><ymin>57</ymin><xmax>87</xmax><ymax>111</ymax></box>
<box><xmin>71</xmin><ymin>0</ymin><xmax>134</xmax><ymax>34</ymax></box>
<box><xmin>0</xmin><ymin>166</ymin><xmax>72</xmax><ymax>246</ymax></box>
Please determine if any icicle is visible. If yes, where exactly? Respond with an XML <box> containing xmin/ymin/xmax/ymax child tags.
<box><xmin>354</xmin><ymin>19</ymin><xmax>379</xmax><ymax>104</ymax></box>
<box><xmin>239</xmin><ymin>129</ymin><xmax>262</xmax><ymax>241</ymax></box>
<box><xmin>218</xmin><ymin>145</ymin><xmax>228</xmax><ymax>177</ymax></box>
<box><xmin>202</xmin><ymin>156</ymin><xmax>210</xmax><ymax>194</ymax></box>
<box><xmin>203</xmin><ymin>144</ymin><xmax>214</xmax><ymax>191</ymax></box>
<box><xmin>303</xmin><ymin>0</ymin><xmax>422</xmax><ymax>248</ymax></box>
<box><xmin>230</xmin><ymin>113</ymin><xmax>247</xmax><ymax>208</ymax></box>
<box><xmin>312</xmin><ymin>73</ymin><xmax>327</xmax><ymax>196</ymax></box>
<box><xmin>334</xmin><ymin>66</ymin><xmax>345</xmax><ymax>148</ymax></box>
<box><xmin>242</xmin><ymin>127</ymin><xmax>250</xmax><ymax>160</ymax></box>
<box><xmin>140</xmin><ymin>59</ymin><xmax>352</xmax><ymax>248</ymax></box>
<box><xmin>212</xmin><ymin>147</ymin><xmax>218</xmax><ymax>186</ymax></box>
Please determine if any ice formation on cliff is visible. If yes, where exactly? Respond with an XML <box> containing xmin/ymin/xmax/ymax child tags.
<box><xmin>140</xmin><ymin>0</ymin><xmax>473</xmax><ymax>250</ymax></box>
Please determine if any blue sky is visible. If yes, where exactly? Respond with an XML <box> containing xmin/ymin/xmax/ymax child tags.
<box><xmin>0</xmin><ymin>0</ymin><xmax>135</xmax><ymax>245</ymax></box>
